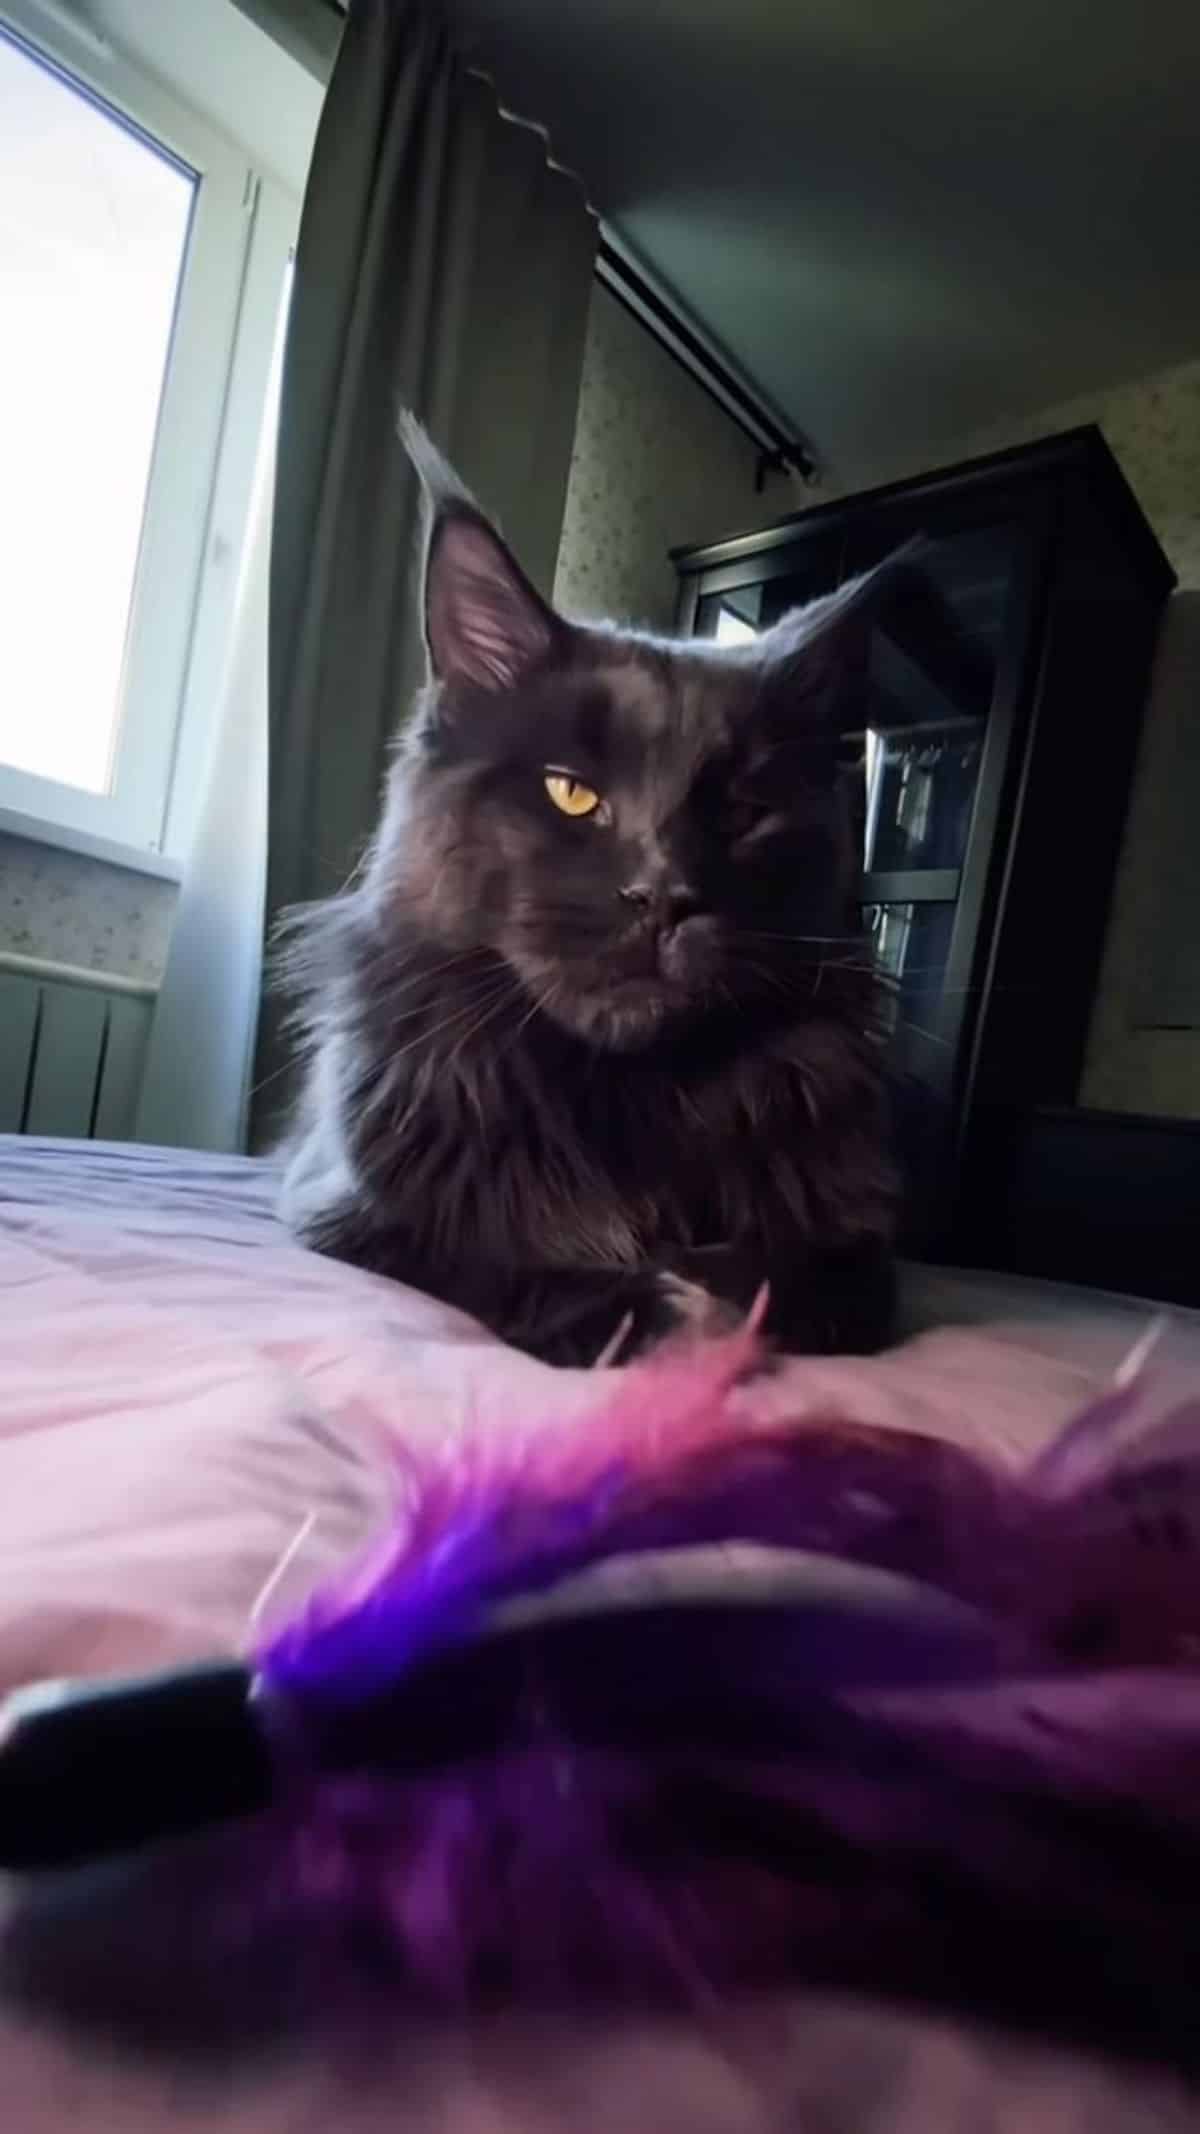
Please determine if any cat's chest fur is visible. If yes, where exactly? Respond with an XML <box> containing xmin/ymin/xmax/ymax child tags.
<box><xmin>330</xmin><ymin>987</ymin><xmax>889</xmax><ymax>1279</ymax></box>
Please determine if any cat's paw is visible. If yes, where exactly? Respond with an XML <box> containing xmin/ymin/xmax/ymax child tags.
<box><xmin>654</xmin><ymin>1271</ymin><xmax>744</xmax><ymax>1345</ymax></box>
<box><xmin>587</xmin><ymin>1273</ymin><xmax>733</xmax><ymax>1366</ymax></box>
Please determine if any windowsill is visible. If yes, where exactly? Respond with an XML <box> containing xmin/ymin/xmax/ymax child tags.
<box><xmin>0</xmin><ymin>947</ymin><xmax>159</xmax><ymax>1001</ymax></box>
<box><xmin>0</xmin><ymin>805</ymin><xmax>184</xmax><ymax>884</ymax></box>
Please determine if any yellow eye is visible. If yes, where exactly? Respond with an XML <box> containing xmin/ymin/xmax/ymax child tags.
<box><xmin>544</xmin><ymin>771</ymin><xmax>602</xmax><ymax>819</ymax></box>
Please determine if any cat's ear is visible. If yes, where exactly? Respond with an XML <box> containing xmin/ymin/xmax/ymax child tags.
<box><xmin>401</xmin><ymin>413</ymin><xmax>561</xmax><ymax>692</ymax></box>
<box><xmin>761</xmin><ymin>541</ymin><xmax>987</xmax><ymax>726</ymax></box>
<box><xmin>763</xmin><ymin>546</ymin><xmax>922</xmax><ymax>707</ymax></box>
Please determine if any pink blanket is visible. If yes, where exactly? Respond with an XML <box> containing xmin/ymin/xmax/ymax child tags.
<box><xmin>4</xmin><ymin>1134</ymin><xmax>1200</xmax><ymax>2132</ymax></box>
<box><xmin>2</xmin><ymin>1136</ymin><xmax>1192</xmax><ymax>1696</ymax></box>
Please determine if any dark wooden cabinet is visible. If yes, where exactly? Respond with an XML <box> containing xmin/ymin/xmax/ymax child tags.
<box><xmin>674</xmin><ymin>428</ymin><xmax>1176</xmax><ymax>1272</ymax></box>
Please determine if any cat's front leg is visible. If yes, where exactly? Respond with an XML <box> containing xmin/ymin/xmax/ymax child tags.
<box><xmin>496</xmin><ymin>1264</ymin><xmax>725</xmax><ymax>1367</ymax></box>
<box><xmin>299</xmin><ymin>1203</ymin><xmax>711</xmax><ymax>1366</ymax></box>
<box><xmin>760</xmin><ymin>1238</ymin><xmax>897</xmax><ymax>1357</ymax></box>
<box><xmin>662</xmin><ymin>1238</ymin><xmax>896</xmax><ymax>1357</ymax></box>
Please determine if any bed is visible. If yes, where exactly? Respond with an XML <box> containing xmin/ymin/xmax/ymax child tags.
<box><xmin>3</xmin><ymin>1132</ymin><xmax>1199</xmax><ymax>2131</ymax></box>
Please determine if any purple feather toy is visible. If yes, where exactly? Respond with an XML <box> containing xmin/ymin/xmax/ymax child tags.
<box><xmin>4</xmin><ymin>1320</ymin><xmax>1200</xmax><ymax>2071</ymax></box>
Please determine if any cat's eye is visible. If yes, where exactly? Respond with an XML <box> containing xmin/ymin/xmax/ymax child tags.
<box><xmin>544</xmin><ymin>770</ymin><xmax>603</xmax><ymax>819</ymax></box>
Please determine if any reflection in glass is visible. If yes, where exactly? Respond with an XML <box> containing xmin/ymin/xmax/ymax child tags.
<box><xmin>850</xmin><ymin>527</ymin><xmax>1009</xmax><ymax>870</ymax></box>
<box><xmin>695</xmin><ymin>582</ymin><xmax>764</xmax><ymax>639</ymax></box>
<box><xmin>861</xmin><ymin>720</ymin><xmax>984</xmax><ymax>872</ymax></box>
<box><xmin>867</xmin><ymin>901</ymin><xmax>957</xmax><ymax>1050</ymax></box>
<box><xmin>714</xmin><ymin>605</ymin><xmax>758</xmax><ymax>646</ymax></box>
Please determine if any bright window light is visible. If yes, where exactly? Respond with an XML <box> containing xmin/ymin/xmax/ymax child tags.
<box><xmin>0</xmin><ymin>28</ymin><xmax>195</xmax><ymax>794</ymax></box>
<box><xmin>714</xmin><ymin>605</ymin><xmax>758</xmax><ymax>646</ymax></box>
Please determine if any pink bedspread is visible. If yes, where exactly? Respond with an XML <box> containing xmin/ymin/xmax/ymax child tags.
<box><xmin>5</xmin><ymin>1135</ymin><xmax>1200</xmax><ymax>2133</ymax></box>
<box><xmin>1</xmin><ymin>1134</ymin><xmax>1195</xmax><ymax>1697</ymax></box>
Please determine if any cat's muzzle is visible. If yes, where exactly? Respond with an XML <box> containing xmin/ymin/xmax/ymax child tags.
<box><xmin>657</xmin><ymin>913</ymin><xmax>721</xmax><ymax>988</ymax></box>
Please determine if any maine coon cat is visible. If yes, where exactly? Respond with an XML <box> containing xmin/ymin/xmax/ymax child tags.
<box><xmin>279</xmin><ymin>422</ymin><xmax>901</xmax><ymax>1364</ymax></box>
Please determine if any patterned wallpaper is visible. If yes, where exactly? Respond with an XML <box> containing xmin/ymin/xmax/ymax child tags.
<box><xmin>556</xmin><ymin>291</ymin><xmax>1200</xmax><ymax>628</ymax></box>
<box><xmin>1080</xmin><ymin>592</ymin><xmax>1200</xmax><ymax>1117</ymax></box>
<box><xmin>553</xmin><ymin>282</ymin><xmax>785</xmax><ymax>630</ymax></box>
<box><xmin>834</xmin><ymin>352</ymin><xmax>1200</xmax><ymax>591</ymax></box>
<box><xmin>962</xmin><ymin>357</ymin><xmax>1200</xmax><ymax>590</ymax></box>
<box><xmin>0</xmin><ymin>835</ymin><xmax>177</xmax><ymax>984</ymax></box>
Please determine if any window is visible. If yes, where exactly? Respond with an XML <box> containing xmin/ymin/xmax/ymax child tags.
<box><xmin>0</xmin><ymin>1</ymin><xmax>299</xmax><ymax>862</ymax></box>
<box><xmin>0</xmin><ymin>33</ymin><xmax>194</xmax><ymax>795</ymax></box>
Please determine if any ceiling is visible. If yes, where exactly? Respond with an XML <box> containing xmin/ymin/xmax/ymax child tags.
<box><xmin>440</xmin><ymin>0</ymin><xmax>1200</xmax><ymax>479</ymax></box>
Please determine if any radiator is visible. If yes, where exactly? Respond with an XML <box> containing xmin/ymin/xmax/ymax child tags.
<box><xmin>0</xmin><ymin>955</ymin><xmax>156</xmax><ymax>1141</ymax></box>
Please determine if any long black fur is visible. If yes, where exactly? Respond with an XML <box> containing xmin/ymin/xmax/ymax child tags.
<box><xmin>278</xmin><ymin>423</ymin><xmax>901</xmax><ymax>1364</ymax></box>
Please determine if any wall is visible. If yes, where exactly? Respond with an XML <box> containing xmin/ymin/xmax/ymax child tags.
<box><xmin>842</xmin><ymin>353</ymin><xmax>1200</xmax><ymax>592</ymax></box>
<box><xmin>971</xmin><ymin>358</ymin><xmax>1200</xmax><ymax>587</ymax></box>
<box><xmin>1077</xmin><ymin>589</ymin><xmax>1200</xmax><ymax>1118</ymax></box>
<box><xmin>553</xmin><ymin>282</ymin><xmax>775</xmax><ymax>630</ymax></box>
<box><xmin>0</xmin><ymin>836</ymin><xmax>177</xmax><ymax>984</ymax></box>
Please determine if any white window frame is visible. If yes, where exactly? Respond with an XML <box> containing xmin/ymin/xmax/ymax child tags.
<box><xmin>0</xmin><ymin>0</ymin><xmax>298</xmax><ymax>868</ymax></box>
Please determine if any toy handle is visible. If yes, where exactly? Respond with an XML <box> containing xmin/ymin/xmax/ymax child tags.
<box><xmin>0</xmin><ymin>1662</ymin><xmax>267</xmax><ymax>1870</ymax></box>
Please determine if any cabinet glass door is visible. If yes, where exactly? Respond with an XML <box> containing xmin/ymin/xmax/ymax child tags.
<box><xmin>687</xmin><ymin>522</ymin><xmax>1029</xmax><ymax>1115</ymax></box>
<box><xmin>680</xmin><ymin>476</ymin><xmax>1060</xmax><ymax>1251</ymax></box>
<box><xmin>840</xmin><ymin>525</ymin><xmax>1011</xmax><ymax>891</ymax></box>
<box><xmin>695</xmin><ymin>582</ymin><xmax>765</xmax><ymax>643</ymax></box>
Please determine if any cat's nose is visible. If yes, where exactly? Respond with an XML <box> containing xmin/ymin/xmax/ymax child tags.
<box><xmin>620</xmin><ymin>881</ymin><xmax>700</xmax><ymax>925</ymax></box>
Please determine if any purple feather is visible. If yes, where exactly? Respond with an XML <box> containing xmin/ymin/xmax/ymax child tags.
<box><xmin>11</xmin><ymin>1332</ymin><xmax>1200</xmax><ymax>2074</ymax></box>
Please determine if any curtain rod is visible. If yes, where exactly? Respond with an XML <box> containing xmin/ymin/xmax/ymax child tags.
<box><xmin>265</xmin><ymin>3</ymin><xmax>816</xmax><ymax>482</ymax></box>
<box><xmin>595</xmin><ymin>238</ymin><xmax>818</xmax><ymax>486</ymax></box>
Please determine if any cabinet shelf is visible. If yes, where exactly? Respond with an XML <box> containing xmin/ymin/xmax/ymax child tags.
<box><xmin>862</xmin><ymin>870</ymin><xmax>961</xmax><ymax>905</ymax></box>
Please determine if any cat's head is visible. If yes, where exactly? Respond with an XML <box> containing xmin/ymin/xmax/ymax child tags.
<box><xmin>387</xmin><ymin>423</ymin><xmax>894</xmax><ymax>1053</ymax></box>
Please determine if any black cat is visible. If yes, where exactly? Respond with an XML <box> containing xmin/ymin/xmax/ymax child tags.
<box><xmin>279</xmin><ymin>422</ymin><xmax>900</xmax><ymax>1364</ymax></box>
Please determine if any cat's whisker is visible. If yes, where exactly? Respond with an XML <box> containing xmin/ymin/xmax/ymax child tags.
<box><xmin>736</xmin><ymin>930</ymin><xmax>866</xmax><ymax>948</ymax></box>
<box><xmin>743</xmin><ymin>964</ymin><xmax>802</xmax><ymax>1002</ymax></box>
<box><xmin>738</xmin><ymin>955</ymin><xmax>870</xmax><ymax>1003</ymax></box>
<box><xmin>511</xmin><ymin>980</ymin><xmax>558</xmax><ymax>1046</ymax></box>
<box><xmin>385</xmin><ymin>984</ymin><xmax>522</xmax><ymax>1132</ymax></box>
<box><xmin>381</xmin><ymin>979</ymin><xmax>519</xmax><ymax>1072</ymax></box>
<box><xmin>375</xmin><ymin>949</ymin><xmax>498</xmax><ymax>1009</ymax></box>
<box><xmin>447</xmin><ymin>981</ymin><xmax>528</xmax><ymax>1067</ymax></box>
<box><xmin>247</xmin><ymin>1054</ymin><xmax>300</xmax><ymax>1103</ymax></box>
<box><xmin>381</xmin><ymin>970</ymin><xmax>512</xmax><ymax>1031</ymax></box>
<box><xmin>893</xmin><ymin>1016</ymin><xmax>952</xmax><ymax>1048</ymax></box>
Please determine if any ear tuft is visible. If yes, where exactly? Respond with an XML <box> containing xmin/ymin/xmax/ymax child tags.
<box><xmin>762</xmin><ymin>537</ymin><xmax>990</xmax><ymax>727</ymax></box>
<box><xmin>398</xmin><ymin>411</ymin><xmax>474</xmax><ymax>516</ymax></box>
<box><xmin>400</xmin><ymin>410</ymin><xmax>560</xmax><ymax>693</ymax></box>
<box><xmin>768</xmin><ymin>540</ymin><xmax>928</xmax><ymax>669</ymax></box>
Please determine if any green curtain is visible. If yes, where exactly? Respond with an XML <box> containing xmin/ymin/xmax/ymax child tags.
<box><xmin>251</xmin><ymin>0</ymin><xmax>596</xmax><ymax>1143</ymax></box>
